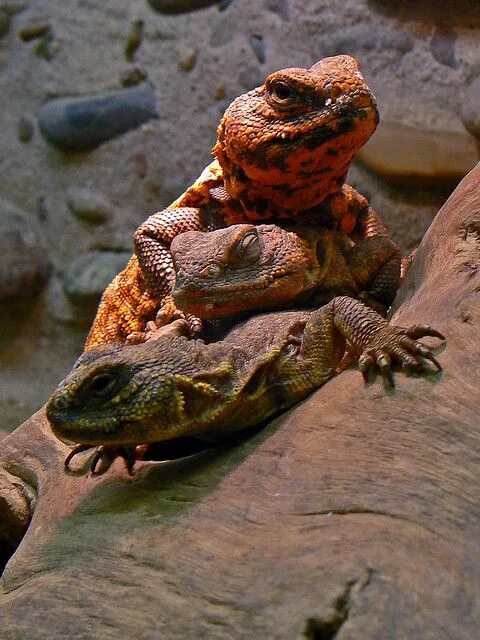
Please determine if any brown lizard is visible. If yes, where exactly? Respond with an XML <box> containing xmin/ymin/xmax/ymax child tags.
<box><xmin>85</xmin><ymin>55</ymin><xmax>385</xmax><ymax>349</ymax></box>
<box><xmin>171</xmin><ymin>223</ymin><xmax>401</xmax><ymax>321</ymax></box>
<box><xmin>47</xmin><ymin>298</ymin><xmax>443</xmax><ymax>474</ymax></box>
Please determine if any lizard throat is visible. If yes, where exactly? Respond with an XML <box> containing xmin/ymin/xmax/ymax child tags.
<box><xmin>218</xmin><ymin>106</ymin><xmax>378</xmax><ymax>220</ymax></box>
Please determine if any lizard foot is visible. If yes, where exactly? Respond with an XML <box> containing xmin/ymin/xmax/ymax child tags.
<box><xmin>153</xmin><ymin>295</ymin><xmax>203</xmax><ymax>337</ymax></box>
<box><xmin>64</xmin><ymin>444</ymin><xmax>140</xmax><ymax>476</ymax></box>
<box><xmin>358</xmin><ymin>324</ymin><xmax>445</xmax><ymax>387</ymax></box>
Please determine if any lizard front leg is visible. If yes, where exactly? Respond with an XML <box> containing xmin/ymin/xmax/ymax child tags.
<box><xmin>347</xmin><ymin>236</ymin><xmax>402</xmax><ymax>315</ymax></box>
<box><xmin>321</xmin><ymin>184</ymin><xmax>389</xmax><ymax>239</ymax></box>
<box><xmin>133</xmin><ymin>206</ymin><xmax>225</xmax><ymax>341</ymax></box>
<box><xmin>300</xmin><ymin>296</ymin><xmax>444</xmax><ymax>387</ymax></box>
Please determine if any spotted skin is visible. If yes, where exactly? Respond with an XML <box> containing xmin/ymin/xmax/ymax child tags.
<box><xmin>86</xmin><ymin>55</ymin><xmax>384</xmax><ymax>349</ymax></box>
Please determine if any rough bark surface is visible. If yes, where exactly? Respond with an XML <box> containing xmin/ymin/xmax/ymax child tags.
<box><xmin>1</xmin><ymin>164</ymin><xmax>480</xmax><ymax>639</ymax></box>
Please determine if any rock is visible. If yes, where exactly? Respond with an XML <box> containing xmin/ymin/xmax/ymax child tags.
<box><xmin>34</xmin><ymin>27</ymin><xmax>59</xmax><ymax>61</ymax></box>
<box><xmin>36</xmin><ymin>196</ymin><xmax>48</xmax><ymax>222</ymax></box>
<box><xmin>210</xmin><ymin>15</ymin><xmax>238</xmax><ymax>47</ymax></box>
<box><xmin>358</xmin><ymin>120</ymin><xmax>478</xmax><ymax>182</ymax></box>
<box><xmin>460</xmin><ymin>77</ymin><xmax>480</xmax><ymax>142</ymax></box>
<box><xmin>315</xmin><ymin>23</ymin><xmax>413</xmax><ymax>64</ymax></box>
<box><xmin>265</xmin><ymin>0</ymin><xmax>289</xmax><ymax>21</ymax></box>
<box><xmin>0</xmin><ymin>203</ymin><xmax>50</xmax><ymax>299</ymax></box>
<box><xmin>63</xmin><ymin>251</ymin><xmax>130</xmax><ymax>302</ymax></box>
<box><xmin>2</xmin><ymin>165</ymin><xmax>480</xmax><ymax>638</ymax></box>
<box><xmin>431</xmin><ymin>24</ymin><xmax>458</xmax><ymax>68</ymax></box>
<box><xmin>148</xmin><ymin>0</ymin><xmax>232</xmax><ymax>13</ymax></box>
<box><xmin>120</xmin><ymin>66</ymin><xmax>147</xmax><ymax>87</ymax></box>
<box><xmin>0</xmin><ymin>10</ymin><xmax>10</xmax><ymax>37</ymax></box>
<box><xmin>17</xmin><ymin>115</ymin><xmax>34</xmax><ymax>142</ymax></box>
<box><xmin>37</xmin><ymin>83</ymin><xmax>159</xmax><ymax>152</ymax></box>
<box><xmin>124</xmin><ymin>19</ymin><xmax>143</xmax><ymax>62</ymax></box>
<box><xmin>238</xmin><ymin>63</ymin><xmax>264</xmax><ymax>90</ymax></box>
<box><xmin>0</xmin><ymin>1</ymin><xmax>28</xmax><ymax>14</ymax></box>
<box><xmin>369</xmin><ymin>0</ymin><xmax>480</xmax><ymax>28</ymax></box>
<box><xmin>65</xmin><ymin>187</ymin><xmax>114</xmax><ymax>224</ymax></box>
<box><xmin>248</xmin><ymin>34</ymin><xmax>265</xmax><ymax>64</ymax></box>
<box><xmin>131</xmin><ymin>149</ymin><xmax>148</xmax><ymax>179</ymax></box>
<box><xmin>179</xmin><ymin>49</ymin><xmax>197</xmax><ymax>72</ymax></box>
<box><xmin>214</xmin><ymin>84</ymin><xmax>226</xmax><ymax>100</ymax></box>
<box><xmin>19</xmin><ymin>22</ymin><xmax>49</xmax><ymax>41</ymax></box>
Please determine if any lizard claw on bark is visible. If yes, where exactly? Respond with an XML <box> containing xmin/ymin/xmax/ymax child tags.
<box><xmin>358</xmin><ymin>324</ymin><xmax>444</xmax><ymax>387</ymax></box>
<box><xmin>64</xmin><ymin>444</ymin><xmax>140</xmax><ymax>476</ymax></box>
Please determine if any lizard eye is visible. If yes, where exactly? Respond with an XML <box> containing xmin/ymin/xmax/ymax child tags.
<box><xmin>88</xmin><ymin>372</ymin><xmax>119</xmax><ymax>398</ymax></box>
<box><xmin>266</xmin><ymin>80</ymin><xmax>300</xmax><ymax>110</ymax></box>
<box><xmin>231</xmin><ymin>230</ymin><xmax>261</xmax><ymax>265</ymax></box>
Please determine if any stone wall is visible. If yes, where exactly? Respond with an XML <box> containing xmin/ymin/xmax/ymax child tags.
<box><xmin>1</xmin><ymin>0</ymin><xmax>479</xmax><ymax>432</ymax></box>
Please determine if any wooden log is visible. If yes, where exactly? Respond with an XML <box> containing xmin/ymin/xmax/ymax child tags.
<box><xmin>1</xmin><ymin>163</ymin><xmax>480</xmax><ymax>639</ymax></box>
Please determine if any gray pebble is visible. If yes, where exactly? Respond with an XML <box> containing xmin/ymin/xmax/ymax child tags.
<box><xmin>238</xmin><ymin>63</ymin><xmax>264</xmax><ymax>90</ymax></box>
<box><xmin>0</xmin><ymin>1</ymin><xmax>28</xmax><ymax>15</ymax></box>
<box><xmin>210</xmin><ymin>16</ymin><xmax>238</xmax><ymax>47</ymax></box>
<box><xmin>461</xmin><ymin>77</ymin><xmax>480</xmax><ymax>139</ymax></box>
<box><xmin>18</xmin><ymin>115</ymin><xmax>34</xmax><ymax>142</ymax></box>
<box><xmin>148</xmin><ymin>0</ymin><xmax>231</xmax><ymax>13</ymax></box>
<box><xmin>179</xmin><ymin>49</ymin><xmax>197</xmax><ymax>72</ymax></box>
<box><xmin>0</xmin><ymin>204</ymin><xmax>51</xmax><ymax>299</ymax></box>
<box><xmin>264</xmin><ymin>0</ymin><xmax>289</xmax><ymax>21</ymax></box>
<box><xmin>37</xmin><ymin>196</ymin><xmax>48</xmax><ymax>222</ymax></box>
<box><xmin>431</xmin><ymin>24</ymin><xmax>458</xmax><ymax>69</ymax></box>
<box><xmin>65</xmin><ymin>187</ymin><xmax>114</xmax><ymax>224</ymax></box>
<box><xmin>37</xmin><ymin>83</ymin><xmax>158</xmax><ymax>152</ymax></box>
<box><xmin>19</xmin><ymin>22</ymin><xmax>49</xmax><ymax>41</ymax></box>
<box><xmin>120</xmin><ymin>66</ymin><xmax>147</xmax><ymax>87</ymax></box>
<box><xmin>0</xmin><ymin>10</ymin><xmax>10</xmax><ymax>37</ymax></box>
<box><xmin>63</xmin><ymin>251</ymin><xmax>131</xmax><ymax>302</ymax></box>
<box><xmin>248</xmin><ymin>35</ymin><xmax>266</xmax><ymax>64</ymax></box>
<box><xmin>315</xmin><ymin>23</ymin><xmax>413</xmax><ymax>61</ymax></box>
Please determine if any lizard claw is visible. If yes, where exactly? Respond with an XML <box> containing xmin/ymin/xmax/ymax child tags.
<box><xmin>154</xmin><ymin>294</ymin><xmax>184</xmax><ymax>328</ymax></box>
<box><xmin>153</xmin><ymin>295</ymin><xmax>203</xmax><ymax>338</ymax></box>
<box><xmin>358</xmin><ymin>323</ymin><xmax>445</xmax><ymax>386</ymax></box>
<box><xmin>64</xmin><ymin>444</ymin><xmax>139</xmax><ymax>476</ymax></box>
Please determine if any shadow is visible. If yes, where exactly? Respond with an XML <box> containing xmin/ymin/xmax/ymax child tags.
<box><xmin>353</xmin><ymin>161</ymin><xmax>458</xmax><ymax>208</ymax></box>
<box><xmin>0</xmin><ymin>298</ymin><xmax>40</xmax><ymax>353</ymax></box>
<box><xmin>368</xmin><ymin>0</ymin><xmax>480</xmax><ymax>27</ymax></box>
<box><xmin>4</xmin><ymin>415</ymin><xmax>287</xmax><ymax>584</ymax></box>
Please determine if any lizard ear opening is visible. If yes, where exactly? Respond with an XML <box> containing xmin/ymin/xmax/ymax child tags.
<box><xmin>173</xmin><ymin>375</ymin><xmax>221</xmax><ymax>420</ymax></box>
<box><xmin>242</xmin><ymin>359</ymin><xmax>276</xmax><ymax>397</ymax></box>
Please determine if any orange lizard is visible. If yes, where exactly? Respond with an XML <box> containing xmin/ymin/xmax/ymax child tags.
<box><xmin>86</xmin><ymin>54</ymin><xmax>384</xmax><ymax>349</ymax></box>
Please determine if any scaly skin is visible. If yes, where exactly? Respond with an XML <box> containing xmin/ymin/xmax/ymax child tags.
<box><xmin>85</xmin><ymin>55</ymin><xmax>384</xmax><ymax>349</ymax></box>
<box><xmin>171</xmin><ymin>224</ymin><xmax>401</xmax><ymax>320</ymax></box>
<box><xmin>47</xmin><ymin>298</ymin><xmax>443</xmax><ymax>473</ymax></box>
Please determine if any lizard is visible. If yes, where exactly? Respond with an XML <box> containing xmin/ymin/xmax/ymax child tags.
<box><xmin>170</xmin><ymin>223</ymin><xmax>401</xmax><ymax>322</ymax></box>
<box><xmin>46</xmin><ymin>297</ymin><xmax>443</xmax><ymax>474</ymax></box>
<box><xmin>84</xmin><ymin>54</ymin><xmax>386</xmax><ymax>349</ymax></box>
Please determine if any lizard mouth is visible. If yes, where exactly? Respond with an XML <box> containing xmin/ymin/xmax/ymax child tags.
<box><xmin>50</xmin><ymin>421</ymin><xmax>124</xmax><ymax>446</ymax></box>
<box><xmin>175</xmin><ymin>272</ymin><xmax>295</xmax><ymax>317</ymax></box>
<box><xmin>289</xmin><ymin>104</ymin><xmax>378</xmax><ymax>147</ymax></box>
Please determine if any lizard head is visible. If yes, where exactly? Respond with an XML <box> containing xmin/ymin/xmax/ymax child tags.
<box><xmin>46</xmin><ymin>330</ymin><xmax>230</xmax><ymax>446</ymax></box>
<box><xmin>172</xmin><ymin>223</ymin><xmax>322</xmax><ymax>319</ymax></box>
<box><xmin>214</xmin><ymin>55</ymin><xmax>378</xmax><ymax>218</ymax></box>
